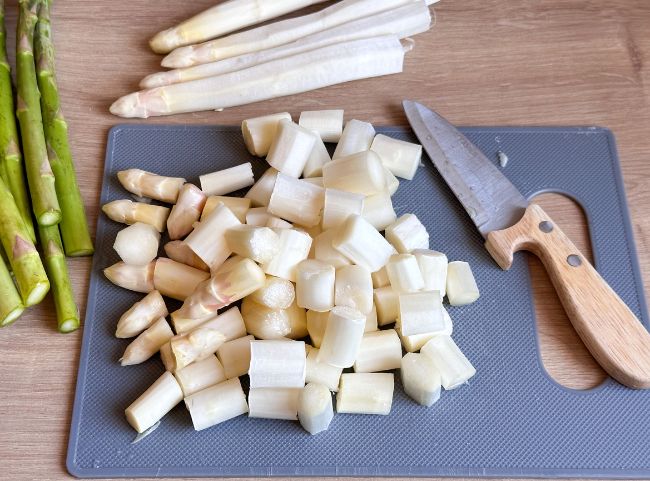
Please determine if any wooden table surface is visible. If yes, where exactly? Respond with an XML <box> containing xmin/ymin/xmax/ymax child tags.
<box><xmin>1</xmin><ymin>0</ymin><xmax>649</xmax><ymax>480</ymax></box>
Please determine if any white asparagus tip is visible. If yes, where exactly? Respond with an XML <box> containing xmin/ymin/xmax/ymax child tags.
<box><xmin>161</xmin><ymin>46</ymin><xmax>195</xmax><ymax>68</ymax></box>
<box><xmin>149</xmin><ymin>28</ymin><xmax>181</xmax><ymax>54</ymax></box>
<box><xmin>140</xmin><ymin>70</ymin><xmax>180</xmax><ymax>89</ymax></box>
<box><xmin>110</xmin><ymin>90</ymin><xmax>166</xmax><ymax>119</ymax></box>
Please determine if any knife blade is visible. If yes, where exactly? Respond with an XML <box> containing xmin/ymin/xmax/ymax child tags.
<box><xmin>403</xmin><ymin>99</ymin><xmax>650</xmax><ymax>389</ymax></box>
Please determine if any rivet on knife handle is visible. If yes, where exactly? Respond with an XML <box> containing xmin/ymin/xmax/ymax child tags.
<box><xmin>485</xmin><ymin>203</ymin><xmax>650</xmax><ymax>389</ymax></box>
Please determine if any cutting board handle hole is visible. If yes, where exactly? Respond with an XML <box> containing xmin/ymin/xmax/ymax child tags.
<box><xmin>529</xmin><ymin>192</ymin><xmax>608</xmax><ymax>390</ymax></box>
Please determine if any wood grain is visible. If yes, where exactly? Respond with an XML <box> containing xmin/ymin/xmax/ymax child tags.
<box><xmin>1</xmin><ymin>0</ymin><xmax>649</xmax><ymax>479</ymax></box>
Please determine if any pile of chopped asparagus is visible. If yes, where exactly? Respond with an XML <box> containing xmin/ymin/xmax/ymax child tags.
<box><xmin>110</xmin><ymin>0</ymin><xmax>439</xmax><ymax>118</ymax></box>
<box><xmin>0</xmin><ymin>0</ymin><xmax>92</xmax><ymax>331</ymax></box>
<box><xmin>105</xmin><ymin>110</ymin><xmax>479</xmax><ymax>436</ymax></box>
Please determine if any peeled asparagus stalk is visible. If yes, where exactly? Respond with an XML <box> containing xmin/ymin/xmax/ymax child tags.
<box><xmin>110</xmin><ymin>36</ymin><xmax>408</xmax><ymax>118</ymax></box>
<box><xmin>153</xmin><ymin>258</ymin><xmax>210</xmax><ymax>301</ymax></box>
<box><xmin>104</xmin><ymin>261</ymin><xmax>155</xmax><ymax>293</ymax></box>
<box><xmin>414</xmin><ymin>249</ymin><xmax>447</xmax><ymax>295</ymax></box>
<box><xmin>332</xmin><ymin>215</ymin><xmax>395</xmax><ymax>273</ymax></box>
<box><xmin>446</xmin><ymin>261</ymin><xmax>480</xmax><ymax>306</ymax></box>
<box><xmin>249</xmin><ymin>276</ymin><xmax>295</xmax><ymax>310</ymax></box>
<box><xmin>125</xmin><ymin>371</ymin><xmax>183</xmax><ymax>433</ymax></box>
<box><xmin>248</xmin><ymin>387</ymin><xmax>302</xmax><ymax>420</ymax></box>
<box><xmin>384</xmin><ymin>167</ymin><xmax>400</xmax><ymax>196</ymax></box>
<box><xmin>401</xmin><ymin>353</ymin><xmax>441</xmax><ymax>406</ymax></box>
<box><xmin>150</xmin><ymin>0</ymin><xmax>329</xmax><ymax>54</ymax></box>
<box><xmin>305</xmin><ymin>345</ymin><xmax>342</xmax><ymax>391</ymax></box>
<box><xmin>174</xmin><ymin>355</ymin><xmax>226</xmax><ymax>396</ymax></box>
<box><xmin>365</xmin><ymin>304</ymin><xmax>379</xmax><ymax>332</ymax></box>
<box><xmin>170</xmin><ymin>327</ymin><xmax>227</xmax><ymax>370</ymax></box>
<box><xmin>267</xmin><ymin>120</ymin><xmax>316</xmax><ymax>178</ymax></box>
<box><xmin>385</xmin><ymin>214</ymin><xmax>429</xmax><ymax>253</ymax></box>
<box><xmin>268</xmin><ymin>174</ymin><xmax>324</xmax><ymax>227</ymax></box>
<box><xmin>217</xmin><ymin>334</ymin><xmax>254</xmax><ymax>379</ymax></box>
<box><xmin>421</xmin><ymin>335</ymin><xmax>476</xmax><ymax>389</ymax></box>
<box><xmin>313</xmin><ymin>229</ymin><xmax>351</xmax><ymax>269</ymax></box>
<box><xmin>262</xmin><ymin>228</ymin><xmax>312</xmax><ymax>282</ymax></box>
<box><xmin>332</xmin><ymin>119</ymin><xmax>375</xmax><ymax>160</ymax></box>
<box><xmin>398</xmin><ymin>306</ymin><xmax>452</xmax><ymax>352</ymax></box>
<box><xmin>323</xmin><ymin>151</ymin><xmax>386</xmax><ymax>195</ymax></box>
<box><xmin>322</xmin><ymin>188</ymin><xmax>364</xmax><ymax>231</ymax></box>
<box><xmin>245</xmin><ymin>168</ymin><xmax>278</xmax><ymax>207</ymax></box>
<box><xmin>242</xmin><ymin>113</ymin><xmax>291</xmax><ymax>157</ymax></box>
<box><xmin>120</xmin><ymin>317</ymin><xmax>174</xmax><ymax>366</ymax></box>
<box><xmin>174</xmin><ymin>304</ymin><xmax>246</xmax><ymax>338</ymax></box>
<box><xmin>306</xmin><ymin>310</ymin><xmax>328</xmax><ymax>348</ymax></box>
<box><xmin>302</xmin><ymin>136</ymin><xmax>331</xmax><ymax>178</ymax></box>
<box><xmin>336</xmin><ymin>373</ymin><xmax>394</xmax><ymax>415</ymax></box>
<box><xmin>249</xmin><ymin>340</ymin><xmax>306</xmax><ymax>388</ymax></box>
<box><xmin>184</xmin><ymin>202</ymin><xmax>241</xmax><ymax>270</ymax></box>
<box><xmin>200</xmin><ymin>163</ymin><xmax>254</xmax><ymax>197</ymax></box>
<box><xmin>372</xmin><ymin>266</ymin><xmax>390</xmax><ymax>288</ymax></box>
<box><xmin>224</xmin><ymin>225</ymin><xmax>280</xmax><ymax>264</ymax></box>
<box><xmin>335</xmin><ymin>265</ymin><xmax>373</xmax><ymax>314</ymax></box>
<box><xmin>370</xmin><ymin>134</ymin><xmax>422</xmax><ymax>180</ymax></box>
<box><xmin>117</xmin><ymin>169</ymin><xmax>185</xmax><ymax>203</ymax></box>
<box><xmin>285</xmin><ymin>300</ymin><xmax>309</xmax><ymax>339</ymax></box>
<box><xmin>385</xmin><ymin>254</ymin><xmax>424</xmax><ymax>293</ymax></box>
<box><xmin>164</xmin><ymin>241</ymin><xmax>209</xmax><ymax>271</ymax></box>
<box><xmin>166</xmin><ymin>183</ymin><xmax>206</xmax><ymax>240</ymax></box>
<box><xmin>201</xmin><ymin>195</ymin><xmax>250</xmax><ymax>223</ymax></box>
<box><xmin>299</xmin><ymin>110</ymin><xmax>344</xmax><ymax>143</ymax></box>
<box><xmin>267</xmin><ymin>217</ymin><xmax>293</xmax><ymax>229</ymax></box>
<box><xmin>398</xmin><ymin>290</ymin><xmax>445</xmax><ymax>336</ymax></box>
<box><xmin>296</xmin><ymin>260</ymin><xmax>335</xmax><ymax>312</ymax></box>
<box><xmin>241</xmin><ymin>297</ymin><xmax>291</xmax><ymax>340</ymax></box>
<box><xmin>318</xmin><ymin>306</ymin><xmax>366</xmax><ymax>368</ymax></box>
<box><xmin>373</xmin><ymin>286</ymin><xmax>399</xmax><ymax>326</ymax></box>
<box><xmin>159</xmin><ymin>341</ymin><xmax>176</xmax><ymax>372</ymax></box>
<box><xmin>353</xmin><ymin>329</ymin><xmax>402</xmax><ymax>372</ymax></box>
<box><xmin>245</xmin><ymin>207</ymin><xmax>273</xmax><ymax>226</ymax></box>
<box><xmin>116</xmin><ymin>290</ymin><xmax>168</xmax><ymax>338</ymax></box>
<box><xmin>362</xmin><ymin>191</ymin><xmax>397</xmax><ymax>231</ymax></box>
<box><xmin>102</xmin><ymin>199</ymin><xmax>170</xmax><ymax>232</ymax></box>
<box><xmin>298</xmin><ymin>383</ymin><xmax>334</xmax><ymax>435</ymax></box>
<box><xmin>184</xmin><ymin>378</ymin><xmax>249</xmax><ymax>431</ymax></box>
<box><xmin>113</xmin><ymin>222</ymin><xmax>160</xmax><ymax>266</ymax></box>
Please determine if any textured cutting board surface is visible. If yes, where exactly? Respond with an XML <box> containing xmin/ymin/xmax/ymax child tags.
<box><xmin>68</xmin><ymin>125</ymin><xmax>649</xmax><ymax>478</ymax></box>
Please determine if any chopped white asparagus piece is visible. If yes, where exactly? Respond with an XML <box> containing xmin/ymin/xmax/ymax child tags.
<box><xmin>383</xmin><ymin>167</ymin><xmax>400</xmax><ymax>196</ymax></box>
<box><xmin>241</xmin><ymin>297</ymin><xmax>291</xmax><ymax>339</ymax></box>
<box><xmin>302</xmin><ymin>177</ymin><xmax>324</xmax><ymax>187</ymax></box>
<box><xmin>334</xmin><ymin>265</ymin><xmax>373</xmax><ymax>314</ymax></box>
<box><xmin>322</xmin><ymin>151</ymin><xmax>386</xmax><ymax>195</ymax></box>
<box><xmin>365</xmin><ymin>305</ymin><xmax>379</xmax><ymax>332</ymax></box>
<box><xmin>117</xmin><ymin>169</ymin><xmax>185</xmax><ymax>203</ymax></box>
<box><xmin>262</xmin><ymin>228</ymin><xmax>312</xmax><ymax>282</ymax></box>
<box><xmin>302</xmin><ymin>135</ymin><xmax>331</xmax><ymax>178</ymax></box>
<box><xmin>446</xmin><ymin>261</ymin><xmax>480</xmax><ymax>306</ymax></box>
<box><xmin>170</xmin><ymin>327</ymin><xmax>227</xmax><ymax>370</ymax></box>
<box><xmin>385</xmin><ymin>254</ymin><xmax>425</xmax><ymax>293</ymax></box>
<box><xmin>385</xmin><ymin>214</ymin><xmax>429</xmax><ymax>253</ymax></box>
<box><xmin>299</xmin><ymin>110</ymin><xmax>344</xmax><ymax>143</ymax></box>
<box><xmin>336</xmin><ymin>372</ymin><xmax>394</xmax><ymax>415</ymax></box>
<box><xmin>185</xmin><ymin>203</ymin><xmax>241</xmax><ymax>270</ymax></box>
<box><xmin>267</xmin><ymin>120</ymin><xmax>317</xmax><ymax>178</ymax></box>
<box><xmin>398</xmin><ymin>308</ymin><xmax>453</xmax><ymax>352</ymax></box>
<box><xmin>296</xmin><ymin>260</ymin><xmax>335</xmax><ymax>312</ymax></box>
<box><xmin>317</xmin><ymin>306</ymin><xmax>366</xmax><ymax>368</ymax></box>
<box><xmin>166</xmin><ymin>183</ymin><xmax>207</xmax><ymax>240</ymax></box>
<box><xmin>115</xmin><ymin>290</ymin><xmax>168</xmax><ymax>338</ymax></box>
<box><xmin>249</xmin><ymin>340</ymin><xmax>306</xmax><ymax>388</ymax></box>
<box><xmin>245</xmin><ymin>168</ymin><xmax>278</xmax><ymax>207</ymax></box>
<box><xmin>125</xmin><ymin>371</ymin><xmax>183</xmax><ymax>433</ymax></box>
<box><xmin>266</xmin><ymin>217</ymin><xmax>293</xmax><ymax>229</ymax></box>
<box><xmin>224</xmin><ymin>225</ymin><xmax>280</xmax><ymax>264</ymax></box>
<box><xmin>104</xmin><ymin>261</ymin><xmax>155</xmax><ymax>293</ymax></box>
<box><xmin>120</xmin><ymin>317</ymin><xmax>175</xmax><ymax>366</ymax></box>
<box><xmin>164</xmin><ymin>241</ymin><xmax>210</xmax><ymax>271</ymax></box>
<box><xmin>199</xmin><ymin>163</ymin><xmax>254</xmax><ymax>197</ymax></box>
<box><xmin>370</xmin><ymin>134</ymin><xmax>422</xmax><ymax>180</ymax></box>
<box><xmin>174</xmin><ymin>355</ymin><xmax>226</xmax><ymax>396</ymax></box>
<box><xmin>102</xmin><ymin>200</ymin><xmax>170</xmax><ymax>233</ymax></box>
<box><xmin>332</xmin><ymin>215</ymin><xmax>395</xmax><ymax>272</ymax></box>
<box><xmin>268</xmin><ymin>174</ymin><xmax>324</xmax><ymax>227</ymax></box>
<box><xmin>241</xmin><ymin>113</ymin><xmax>292</xmax><ymax>157</ymax></box>
<box><xmin>248</xmin><ymin>388</ymin><xmax>301</xmax><ymax>420</ymax></box>
<box><xmin>179</xmin><ymin>306</ymin><xmax>248</xmax><ymax>341</ymax></box>
<box><xmin>332</xmin><ymin>119</ymin><xmax>375</xmax><ymax>160</ymax></box>
<box><xmin>217</xmin><ymin>334</ymin><xmax>254</xmax><ymax>379</ymax></box>
<box><xmin>113</xmin><ymin>223</ymin><xmax>160</xmax><ymax>266</ymax></box>
<box><xmin>322</xmin><ymin>188</ymin><xmax>365</xmax><ymax>231</ymax></box>
<box><xmin>245</xmin><ymin>207</ymin><xmax>274</xmax><ymax>226</ymax></box>
<box><xmin>361</xmin><ymin>190</ymin><xmax>397</xmax><ymax>231</ymax></box>
<box><xmin>313</xmin><ymin>229</ymin><xmax>352</xmax><ymax>269</ymax></box>
<box><xmin>305</xmin><ymin>345</ymin><xmax>342</xmax><ymax>391</ymax></box>
<box><xmin>413</xmin><ymin>249</ymin><xmax>448</xmax><ymax>296</ymax></box>
<box><xmin>298</xmin><ymin>382</ymin><xmax>334</xmax><ymax>435</ymax></box>
<box><xmin>250</xmin><ymin>276</ymin><xmax>295</xmax><ymax>310</ymax></box>
<box><xmin>353</xmin><ymin>329</ymin><xmax>402</xmax><ymax>373</ymax></box>
<box><xmin>306</xmin><ymin>310</ymin><xmax>328</xmax><ymax>348</ymax></box>
<box><xmin>202</xmin><ymin>196</ymin><xmax>251</xmax><ymax>223</ymax></box>
<box><xmin>373</xmin><ymin>286</ymin><xmax>399</xmax><ymax>326</ymax></box>
<box><xmin>159</xmin><ymin>341</ymin><xmax>176</xmax><ymax>372</ymax></box>
<box><xmin>371</xmin><ymin>266</ymin><xmax>390</xmax><ymax>288</ymax></box>
<box><xmin>398</xmin><ymin>290</ymin><xmax>445</xmax><ymax>336</ymax></box>
<box><xmin>285</xmin><ymin>300</ymin><xmax>309</xmax><ymax>339</ymax></box>
<box><xmin>153</xmin><ymin>258</ymin><xmax>210</xmax><ymax>301</ymax></box>
<box><xmin>184</xmin><ymin>378</ymin><xmax>249</xmax><ymax>431</ymax></box>
<box><xmin>212</xmin><ymin>255</ymin><xmax>244</xmax><ymax>276</ymax></box>
<box><xmin>401</xmin><ymin>353</ymin><xmax>441</xmax><ymax>406</ymax></box>
<box><xmin>421</xmin><ymin>336</ymin><xmax>476</xmax><ymax>389</ymax></box>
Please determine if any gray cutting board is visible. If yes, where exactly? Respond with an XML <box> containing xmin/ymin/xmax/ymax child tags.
<box><xmin>67</xmin><ymin>124</ymin><xmax>650</xmax><ymax>478</ymax></box>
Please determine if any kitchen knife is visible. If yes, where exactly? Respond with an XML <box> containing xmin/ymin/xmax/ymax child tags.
<box><xmin>403</xmin><ymin>99</ymin><xmax>650</xmax><ymax>389</ymax></box>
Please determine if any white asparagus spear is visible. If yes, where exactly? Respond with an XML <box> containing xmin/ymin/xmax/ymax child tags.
<box><xmin>413</xmin><ymin>249</ymin><xmax>448</xmax><ymax>296</ymax></box>
<box><xmin>248</xmin><ymin>388</ymin><xmax>302</xmax><ymax>420</ymax></box>
<box><xmin>401</xmin><ymin>352</ymin><xmax>441</xmax><ymax>406</ymax></box>
<box><xmin>421</xmin><ymin>335</ymin><xmax>476</xmax><ymax>389</ymax></box>
<box><xmin>242</xmin><ymin>113</ymin><xmax>292</xmax><ymax>157</ymax></box>
<box><xmin>306</xmin><ymin>310</ymin><xmax>329</xmax><ymax>348</ymax></box>
<box><xmin>332</xmin><ymin>215</ymin><xmax>395</xmax><ymax>273</ymax></box>
<box><xmin>298</xmin><ymin>382</ymin><xmax>334</xmax><ymax>435</ymax></box>
<box><xmin>143</xmin><ymin>1</ymin><xmax>432</xmax><ymax>88</ymax></box>
<box><xmin>446</xmin><ymin>261</ymin><xmax>480</xmax><ymax>306</ymax></box>
<box><xmin>200</xmin><ymin>163</ymin><xmax>254</xmax><ymax>197</ymax></box>
<box><xmin>224</xmin><ymin>226</ymin><xmax>280</xmax><ymax>264</ymax></box>
<box><xmin>373</xmin><ymin>286</ymin><xmax>399</xmax><ymax>326</ymax></box>
<box><xmin>362</xmin><ymin>190</ymin><xmax>397</xmax><ymax>231</ymax></box>
<box><xmin>249</xmin><ymin>340</ymin><xmax>306</xmax><ymax>388</ymax></box>
<box><xmin>102</xmin><ymin>200</ymin><xmax>169</xmax><ymax>232</ymax></box>
<box><xmin>267</xmin><ymin>120</ymin><xmax>316</xmax><ymax>178</ymax></box>
<box><xmin>323</xmin><ymin>151</ymin><xmax>386</xmax><ymax>195</ymax></box>
<box><xmin>302</xmin><ymin>136</ymin><xmax>331</xmax><ymax>178</ymax></box>
<box><xmin>262</xmin><ymin>228</ymin><xmax>312</xmax><ymax>282</ymax></box>
<box><xmin>184</xmin><ymin>203</ymin><xmax>241</xmax><ymax>270</ymax></box>
<box><xmin>322</xmin><ymin>188</ymin><xmax>364</xmax><ymax>231</ymax></box>
<box><xmin>385</xmin><ymin>214</ymin><xmax>429</xmax><ymax>253</ymax></box>
<box><xmin>113</xmin><ymin>223</ymin><xmax>160</xmax><ymax>266</ymax></box>
<box><xmin>116</xmin><ymin>290</ymin><xmax>168</xmax><ymax>338</ymax></box>
<box><xmin>336</xmin><ymin>372</ymin><xmax>394</xmax><ymax>415</ymax></box>
<box><xmin>245</xmin><ymin>168</ymin><xmax>278</xmax><ymax>206</ymax></box>
<box><xmin>296</xmin><ymin>260</ymin><xmax>335</xmax><ymax>312</ymax></box>
<box><xmin>217</xmin><ymin>334</ymin><xmax>254</xmax><ymax>379</ymax></box>
<box><xmin>370</xmin><ymin>134</ymin><xmax>423</xmax><ymax>180</ymax></box>
<box><xmin>305</xmin><ymin>345</ymin><xmax>342</xmax><ymax>391</ymax></box>
<box><xmin>104</xmin><ymin>262</ymin><xmax>155</xmax><ymax>293</ymax></box>
<box><xmin>174</xmin><ymin>355</ymin><xmax>226</xmax><ymax>396</ymax></box>
<box><xmin>174</xmin><ymin>305</ymin><xmax>246</xmax><ymax>338</ymax></box>
<box><xmin>153</xmin><ymin>258</ymin><xmax>210</xmax><ymax>301</ymax></box>
<box><xmin>125</xmin><ymin>371</ymin><xmax>183</xmax><ymax>433</ymax></box>
<box><xmin>164</xmin><ymin>241</ymin><xmax>210</xmax><ymax>272</ymax></box>
<box><xmin>398</xmin><ymin>290</ymin><xmax>445</xmax><ymax>336</ymax></box>
<box><xmin>268</xmin><ymin>174</ymin><xmax>324</xmax><ymax>227</ymax></box>
<box><xmin>170</xmin><ymin>327</ymin><xmax>227</xmax><ymax>370</ymax></box>
<box><xmin>120</xmin><ymin>317</ymin><xmax>174</xmax><ymax>366</ymax></box>
<box><xmin>249</xmin><ymin>276</ymin><xmax>295</xmax><ymax>310</ymax></box>
<box><xmin>299</xmin><ymin>110</ymin><xmax>344</xmax><ymax>143</ymax></box>
<box><xmin>332</xmin><ymin>119</ymin><xmax>375</xmax><ymax>160</ymax></box>
<box><xmin>318</xmin><ymin>306</ymin><xmax>366</xmax><ymax>368</ymax></box>
<box><xmin>166</xmin><ymin>184</ymin><xmax>206</xmax><ymax>240</ymax></box>
<box><xmin>385</xmin><ymin>254</ymin><xmax>425</xmax><ymax>293</ymax></box>
<box><xmin>398</xmin><ymin>307</ymin><xmax>453</xmax><ymax>352</ymax></box>
<box><xmin>201</xmin><ymin>196</ymin><xmax>250</xmax><ymax>223</ymax></box>
<box><xmin>150</xmin><ymin>0</ymin><xmax>329</xmax><ymax>54</ymax></box>
<box><xmin>353</xmin><ymin>329</ymin><xmax>402</xmax><ymax>372</ymax></box>
<box><xmin>117</xmin><ymin>169</ymin><xmax>185</xmax><ymax>203</ymax></box>
<box><xmin>335</xmin><ymin>265</ymin><xmax>374</xmax><ymax>314</ymax></box>
<box><xmin>313</xmin><ymin>229</ymin><xmax>352</xmax><ymax>269</ymax></box>
<box><xmin>285</xmin><ymin>300</ymin><xmax>309</xmax><ymax>339</ymax></box>
<box><xmin>110</xmin><ymin>36</ymin><xmax>408</xmax><ymax>118</ymax></box>
<box><xmin>241</xmin><ymin>297</ymin><xmax>292</xmax><ymax>340</ymax></box>
<box><xmin>184</xmin><ymin>378</ymin><xmax>249</xmax><ymax>431</ymax></box>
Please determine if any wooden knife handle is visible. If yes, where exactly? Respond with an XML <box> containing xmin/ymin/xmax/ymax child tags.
<box><xmin>485</xmin><ymin>203</ymin><xmax>650</xmax><ymax>389</ymax></box>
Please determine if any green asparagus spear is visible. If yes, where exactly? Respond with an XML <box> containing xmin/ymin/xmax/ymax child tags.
<box><xmin>35</xmin><ymin>0</ymin><xmax>93</xmax><ymax>256</ymax></box>
<box><xmin>0</xmin><ymin>175</ymin><xmax>49</xmax><ymax>306</ymax></box>
<box><xmin>16</xmin><ymin>0</ymin><xmax>61</xmax><ymax>227</ymax></box>
<box><xmin>0</xmin><ymin>0</ymin><xmax>34</xmax><ymax>242</ymax></box>
<box><xmin>0</xmin><ymin>256</ymin><xmax>25</xmax><ymax>327</ymax></box>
